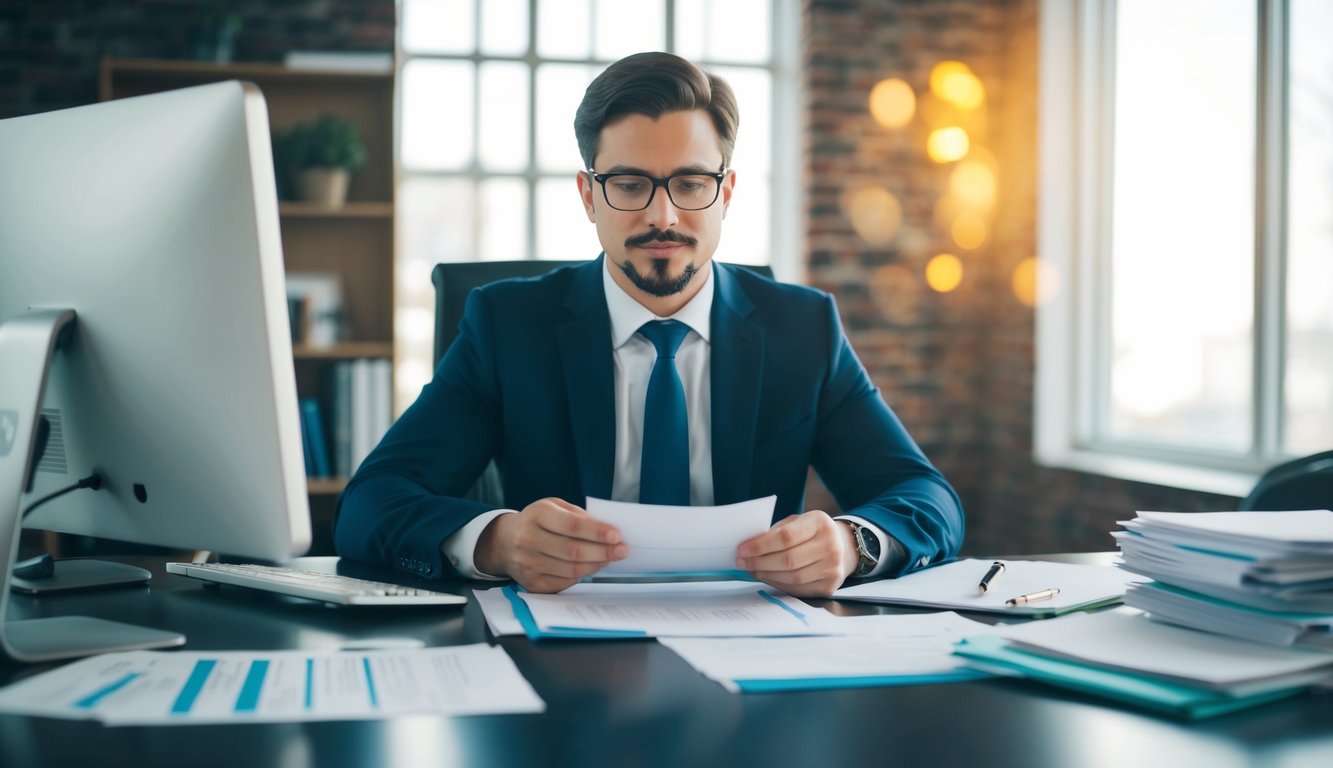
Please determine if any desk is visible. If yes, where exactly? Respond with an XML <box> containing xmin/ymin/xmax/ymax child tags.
<box><xmin>3</xmin><ymin>555</ymin><xmax>1331</xmax><ymax>768</ymax></box>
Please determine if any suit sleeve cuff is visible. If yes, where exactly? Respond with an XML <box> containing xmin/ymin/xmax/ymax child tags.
<box><xmin>835</xmin><ymin>514</ymin><xmax>906</xmax><ymax>579</ymax></box>
<box><xmin>441</xmin><ymin>509</ymin><xmax>517</xmax><ymax>579</ymax></box>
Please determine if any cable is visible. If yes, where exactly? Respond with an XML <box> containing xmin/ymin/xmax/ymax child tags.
<box><xmin>20</xmin><ymin>472</ymin><xmax>102</xmax><ymax>519</ymax></box>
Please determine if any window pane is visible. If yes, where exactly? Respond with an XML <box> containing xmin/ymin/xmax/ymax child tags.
<box><xmin>537</xmin><ymin>0</ymin><xmax>591</xmax><ymax>58</ymax></box>
<box><xmin>401</xmin><ymin>0</ymin><xmax>474</xmax><ymax>54</ymax></box>
<box><xmin>1285</xmin><ymin>0</ymin><xmax>1333</xmax><ymax>454</ymax></box>
<box><xmin>481</xmin><ymin>0</ymin><xmax>529</xmax><ymax>55</ymax></box>
<box><xmin>479</xmin><ymin>62</ymin><xmax>530</xmax><ymax>171</ymax></box>
<box><xmin>717</xmin><ymin>173</ymin><xmax>769</xmax><ymax>266</ymax></box>
<box><xmin>537</xmin><ymin>63</ymin><xmax>598</xmax><ymax>171</ymax></box>
<box><xmin>395</xmin><ymin>178</ymin><xmax>476</xmax><ymax>407</ymax></box>
<box><xmin>676</xmin><ymin>0</ymin><xmax>770</xmax><ymax>64</ymax></box>
<box><xmin>594</xmin><ymin>0</ymin><xmax>664</xmax><ymax>60</ymax></box>
<box><xmin>536</xmin><ymin>177</ymin><xmax>603</xmax><ymax>260</ymax></box>
<box><xmin>401</xmin><ymin>60</ymin><xmax>475</xmax><ymax>171</ymax></box>
<box><xmin>712</xmin><ymin>66</ymin><xmax>771</xmax><ymax>177</ymax></box>
<box><xmin>478</xmin><ymin>178</ymin><xmax>529</xmax><ymax>261</ymax></box>
<box><xmin>1107</xmin><ymin>0</ymin><xmax>1256</xmax><ymax>450</ymax></box>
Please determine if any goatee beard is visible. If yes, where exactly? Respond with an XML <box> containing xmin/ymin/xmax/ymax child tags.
<box><xmin>620</xmin><ymin>259</ymin><xmax>698</xmax><ymax>297</ymax></box>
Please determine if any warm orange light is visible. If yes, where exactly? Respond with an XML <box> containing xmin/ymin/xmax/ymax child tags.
<box><xmin>869</xmin><ymin>78</ymin><xmax>916</xmax><ymax>128</ymax></box>
<box><xmin>842</xmin><ymin>185</ymin><xmax>903</xmax><ymax>245</ymax></box>
<box><xmin>925</xmin><ymin>253</ymin><xmax>964</xmax><ymax>293</ymax></box>
<box><xmin>951</xmin><ymin>212</ymin><xmax>987</xmax><ymax>250</ymax></box>
<box><xmin>1012</xmin><ymin>257</ymin><xmax>1058</xmax><ymax>307</ymax></box>
<box><xmin>927</xmin><ymin>127</ymin><xmax>970</xmax><ymax>163</ymax></box>
<box><xmin>938</xmin><ymin>70</ymin><xmax>984</xmax><ymax>110</ymax></box>
<box><xmin>949</xmin><ymin>160</ymin><xmax>997</xmax><ymax>211</ymax></box>
<box><xmin>929</xmin><ymin>61</ymin><xmax>972</xmax><ymax>97</ymax></box>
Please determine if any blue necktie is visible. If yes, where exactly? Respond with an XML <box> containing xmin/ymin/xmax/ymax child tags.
<box><xmin>638</xmin><ymin>320</ymin><xmax>692</xmax><ymax>505</ymax></box>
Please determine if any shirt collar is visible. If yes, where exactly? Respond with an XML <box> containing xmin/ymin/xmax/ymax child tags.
<box><xmin>602</xmin><ymin>255</ymin><xmax>714</xmax><ymax>349</ymax></box>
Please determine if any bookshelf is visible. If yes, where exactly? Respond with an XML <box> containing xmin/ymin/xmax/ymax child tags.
<box><xmin>101</xmin><ymin>57</ymin><xmax>396</xmax><ymax>553</ymax></box>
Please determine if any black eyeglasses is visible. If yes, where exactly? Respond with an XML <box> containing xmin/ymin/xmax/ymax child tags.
<box><xmin>587</xmin><ymin>170</ymin><xmax>727</xmax><ymax>212</ymax></box>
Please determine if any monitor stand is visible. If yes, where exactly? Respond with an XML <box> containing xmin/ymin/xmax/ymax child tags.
<box><xmin>0</xmin><ymin>308</ymin><xmax>185</xmax><ymax>662</ymax></box>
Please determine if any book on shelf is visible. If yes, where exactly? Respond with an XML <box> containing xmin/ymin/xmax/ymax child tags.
<box><xmin>299</xmin><ymin>398</ymin><xmax>332</xmax><ymax>478</ymax></box>
<box><xmin>327</xmin><ymin>358</ymin><xmax>393</xmax><ymax>479</ymax></box>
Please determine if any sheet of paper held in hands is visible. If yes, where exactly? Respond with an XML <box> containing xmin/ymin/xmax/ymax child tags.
<box><xmin>0</xmin><ymin>645</ymin><xmax>544</xmax><ymax>725</ymax></box>
<box><xmin>586</xmin><ymin>495</ymin><xmax>776</xmax><ymax>575</ymax></box>
<box><xmin>834</xmin><ymin>558</ymin><xmax>1147</xmax><ymax>616</ymax></box>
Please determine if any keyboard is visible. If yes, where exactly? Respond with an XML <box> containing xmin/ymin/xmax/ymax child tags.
<box><xmin>166</xmin><ymin>562</ymin><xmax>468</xmax><ymax>606</ymax></box>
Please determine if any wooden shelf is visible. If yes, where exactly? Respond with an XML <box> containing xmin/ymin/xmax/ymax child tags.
<box><xmin>280</xmin><ymin>202</ymin><xmax>393</xmax><ymax>219</ymax></box>
<box><xmin>101</xmin><ymin>57</ymin><xmax>393</xmax><ymax>87</ymax></box>
<box><xmin>293</xmin><ymin>342</ymin><xmax>393</xmax><ymax>360</ymax></box>
<box><xmin>307</xmin><ymin>477</ymin><xmax>348</xmax><ymax>495</ymax></box>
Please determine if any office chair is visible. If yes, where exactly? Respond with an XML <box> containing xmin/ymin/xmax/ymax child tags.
<box><xmin>1239</xmin><ymin>450</ymin><xmax>1333</xmax><ymax>511</ymax></box>
<box><xmin>430</xmin><ymin>259</ymin><xmax>775</xmax><ymax>506</ymax></box>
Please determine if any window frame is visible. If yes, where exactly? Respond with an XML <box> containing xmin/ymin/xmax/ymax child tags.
<box><xmin>1035</xmin><ymin>0</ymin><xmax>1293</xmax><ymax>496</ymax></box>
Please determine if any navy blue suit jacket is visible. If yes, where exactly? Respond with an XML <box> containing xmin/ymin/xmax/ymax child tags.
<box><xmin>335</xmin><ymin>258</ymin><xmax>963</xmax><ymax>580</ymax></box>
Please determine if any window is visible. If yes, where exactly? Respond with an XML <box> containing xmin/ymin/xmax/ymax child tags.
<box><xmin>1037</xmin><ymin>0</ymin><xmax>1333</xmax><ymax>495</ymax></box>
<box><xmin>394</xmin><ymin>0</ymin><xmax>800</xmax><ymax>408</ymax></box>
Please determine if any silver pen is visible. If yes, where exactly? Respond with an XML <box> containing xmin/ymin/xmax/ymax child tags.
<box><xmin>1005</xmin><ymin>587</ymin><xmax>1060</xmax><ymax>606</ymax></box>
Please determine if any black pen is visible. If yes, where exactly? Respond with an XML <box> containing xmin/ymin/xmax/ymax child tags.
<box><xmin>1005</xmin><ymin>587</ymin><xmax>1060</xmax><ymax>606</ymax></box>
<box><xmin>977</xmin><ymin>560</ymin><xmax>1005</xmax><ymax>595</ymax></box>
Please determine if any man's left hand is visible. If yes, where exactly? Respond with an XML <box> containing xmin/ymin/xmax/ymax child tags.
<box><xmin>736</xmin><ymin>510</ymin><xmax>859</xmax><ymax>597</ymax></box>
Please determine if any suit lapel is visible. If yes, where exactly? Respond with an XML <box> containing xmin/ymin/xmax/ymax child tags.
<box><xmin>709</xmin><ymin>265</ymin><xmax>763</xmax><ymax>505</ymax></box>
<box><xmin>558</xmin><ymin>258</ymin><xmax>616</xmax><ymax>501</ymax></box>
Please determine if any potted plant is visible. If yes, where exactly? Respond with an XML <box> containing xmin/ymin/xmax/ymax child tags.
<box><xmin>274</xmin><ymin>114</ymin><xmax>367</xmax><ymax>207</ymax></box>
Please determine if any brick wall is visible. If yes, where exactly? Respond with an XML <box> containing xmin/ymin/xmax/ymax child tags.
<box><xmin>802</xmin><ymin>0</ymin><xmax>1239</xmax><ymax>556</ymax></box>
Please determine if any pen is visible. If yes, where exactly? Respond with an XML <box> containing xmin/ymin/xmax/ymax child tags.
<box><xmin>977</xmin><ymin>561</ymin><xmax>1005</xmax><ymax>595</ymax></box>
<box><xmin>1005</xmin><ymin>587</ymin><xmax>1060</xmax><ymax>606</ymax></box>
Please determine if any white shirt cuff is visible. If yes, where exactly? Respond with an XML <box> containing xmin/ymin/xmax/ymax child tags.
<box><xmin>835</xmin><ymin>514</ymin><xmax>905</xmax><ymax>578</ymax></box>
<box><xmin>441</xmin><ymin>509</ymin><xmax>518</xmax><ymax>580</ymax></box>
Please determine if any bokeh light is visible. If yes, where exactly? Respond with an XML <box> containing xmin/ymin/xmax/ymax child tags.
<box><xmin>927</xmin><ymin>127</ymin><xmax>970</xmax><ymax>163</ymax></box>
<box><xmin>869</xmin><ymin>78</ymin><xmax>916</xmax><ymax>128</ymax></box>
<box><xmin>925</xmin><ymin>253</ymin><xmax>964</xmax><ymax>293</ymax></box>
<box><xmin>929</xmin><ymin>61</ymin><xmax>972</xmax><ymax>97</ymax></box>
<box><xmin>1012</xmin><ymin>257</ymin><xmax>1059</xmax><ymax>307</ymax></box>
<box><xmin>948</xmin><ymin>159</ymin><xmax>997</xmax><ymax>211</ymax></box>
<box><xmin>842</xmin><ymin>185</ymin><xmax>903</xmax><ymax>245</ymax></box>
<box><xmin>951</xmin><ymin>212</ymin><xmax>987</xmax><ymax>250</ymax></box>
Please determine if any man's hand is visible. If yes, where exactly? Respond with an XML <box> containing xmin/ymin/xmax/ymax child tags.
<box><xmin>474</xmin><ymin>497</ymin><xmax>627</xmax><ymax>593</ymax></box>
<box><xmin>735</xmin><ymin>510</ymin><xmax>859</xmax><ymax>597</ymax></box>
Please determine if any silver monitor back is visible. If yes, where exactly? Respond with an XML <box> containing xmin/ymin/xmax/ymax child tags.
<box><xmin>0</xmin><ymin>81</ymin><xmax>312</xmax><ymax>562</ymax></box>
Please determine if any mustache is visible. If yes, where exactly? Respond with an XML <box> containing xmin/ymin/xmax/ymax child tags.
<box><xmin>624</xmin><ymin>230</ymin><xmax>698</xmax><ymax>248</ymax></box>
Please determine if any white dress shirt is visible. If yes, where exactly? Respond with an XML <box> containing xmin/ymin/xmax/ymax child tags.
<box><xmin>442</xmin><ymin>258</ymin><xmax>894</xmax><ymax>579</ymax></box>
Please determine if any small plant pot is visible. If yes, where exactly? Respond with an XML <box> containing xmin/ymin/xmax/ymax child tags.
<box><xmin>295</xmin><ymin>167</ymin><xmax>350</xmax><ymax>207</ymax></box>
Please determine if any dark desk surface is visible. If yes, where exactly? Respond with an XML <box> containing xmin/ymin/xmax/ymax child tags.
<box><xmin>3</xmin><ymin>554</ymin><xmax>1332</xmax><ymax>768</ymax></box>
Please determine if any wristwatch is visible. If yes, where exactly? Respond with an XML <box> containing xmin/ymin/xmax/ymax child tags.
<box><xmin>843</xmin><ymin>520</ymin><xmax>881</xmax><ymax>578</ymax></box>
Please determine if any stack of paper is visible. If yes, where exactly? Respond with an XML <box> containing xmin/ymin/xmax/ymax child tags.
<box><xmin>952</xmin><ymin>609</ymin><xmax>1333</xmax><ymax>719</ymax></box>
<box><xmin>1114</xmin><ymin>510</ymin><xmax>1333</xmax><ymax>650</ymax></box>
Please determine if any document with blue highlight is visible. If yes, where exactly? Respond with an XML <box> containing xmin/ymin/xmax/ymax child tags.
<box><xmin>0</xmin><ymin>644</ymin><xmax>544</xmax><ymax>725</ymax></box>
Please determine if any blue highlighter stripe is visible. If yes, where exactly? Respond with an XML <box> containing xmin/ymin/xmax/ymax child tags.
<box><xmin>73</xmin><ymin>673</ymin><xmax>139</xmax><ymax>709</ymax></box>
<box><xmin>362</xmin><ymin>658</ymin><xmax>378</xmax><ymax>709</ymax></box>
<box><xmin>304</xmin><ymin>659</ymin><xmax>314</xmax><ymax>710</ymax></box>
<box><xmin>758</xmin><ymin>590</ymin><xmax>808</xmax><ymax>625</ymax></box>
<box><xmin>171</xmin><ymin>659</ymin><xmax>217</xmax><ymax>714</ymax></box>
<box><xmin>234</xmin><ymin>660</ymin><xmax>269</xmax><ymax>713</ymax></box>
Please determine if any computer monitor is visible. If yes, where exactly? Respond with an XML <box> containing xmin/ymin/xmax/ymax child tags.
<box><xmin>0</xmin><ymin>81</ymin><xmax>312</xmax><ymax>661</ymax></box>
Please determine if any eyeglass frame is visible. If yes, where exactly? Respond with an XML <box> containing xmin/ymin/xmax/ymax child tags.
<box><xmin>585</xmin><ymin>168</ymin><xmax>729</xmax><ymax>212</ymax></box>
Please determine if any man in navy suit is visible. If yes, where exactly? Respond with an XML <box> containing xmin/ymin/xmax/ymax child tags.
<box><xmin>336</xmin><ymin>52</ymin><xmax>963</xmax><ymax>596</ymax></box>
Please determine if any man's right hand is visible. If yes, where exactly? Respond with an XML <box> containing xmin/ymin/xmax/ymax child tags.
<box><xmin>474</xmin><ymin>497</ymin><xmax>627</xmax><ymax>593</ymax></box>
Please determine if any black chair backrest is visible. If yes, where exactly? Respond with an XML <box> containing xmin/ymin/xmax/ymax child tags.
<box><xmin>1240</xmin><ymin>450</ymin><xmax>1333</xmax><ymax>511</ymax></box>
<box><xmin>430</xmin><ymin>259</ymin><xmax>775</xmax><ymax>365</ymax></box>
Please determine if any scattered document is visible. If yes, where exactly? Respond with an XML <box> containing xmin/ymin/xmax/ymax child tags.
<box><xmin>660</xmin><ymin>612</ymin><xmax>999</xmax><ymax>693</ymax></box>
<box><xmin>834</xmin><ymin>559</ymin><xmax>1145</xmax><ymax>616</ymax></box>
<box><xmin>0</xmin><ymin>645</ymin><xmax>544</xmax><ymax>725</ymax></box>
<box><xmin>1125</xmin><ymin>581</ymin><xmax>1333</xmax><ymax>651</ymax></box>
<box><xmin>480</xmin><ymin>580</ymin><xmax>833</xmax><ymax>640</ymax></box>
<box><xmin>586</xmin><ymin>495</ymin><xmax>775</xmax><ymax>575</ymax></box>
